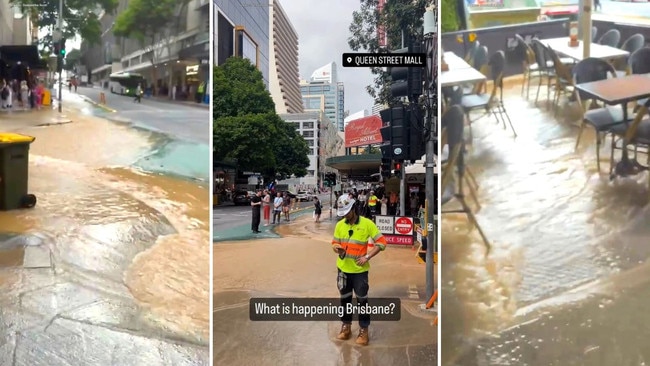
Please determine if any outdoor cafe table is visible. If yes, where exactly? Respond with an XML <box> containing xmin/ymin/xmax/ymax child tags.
<box><xmin>575</xmin><ymin>74</ymin><xmax>650</xmax><ymax>177</ymax></box>
<box><xmin>540</xmin><ymin>37</ymin><xmax>629</xmax><ymax>61</ymax></box>
<box><xmin>443</xmin><ymin>52</ymin><xmax>472</xmax><ymax>70</ymax></box>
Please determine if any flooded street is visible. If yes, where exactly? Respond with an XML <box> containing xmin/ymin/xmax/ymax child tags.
<box><xmin>442</xmin><ymin>84</ymin><xmax>650</xmax><ymax>365</ymax></box>
<box><xmin>0</xmin><ymin>97</ymin><xmax>209</xmax><ymax>364</ymax></box>
<box><xmin>214</xmin><ymin>215</ymin><xmax>436</xmax><ymax>366</ymax></box>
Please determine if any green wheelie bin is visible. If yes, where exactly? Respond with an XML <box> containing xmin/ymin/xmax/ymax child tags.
<box><xmin>0</xmin><ymin>133</ymin><xmax>37</xmax><ymax>211</ymax></box>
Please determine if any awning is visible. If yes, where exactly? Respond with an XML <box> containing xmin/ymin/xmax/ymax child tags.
<box><xmin>0</xmin><ymin>45</ymin><xmax>41</xmax><ymax>67</ymax></box>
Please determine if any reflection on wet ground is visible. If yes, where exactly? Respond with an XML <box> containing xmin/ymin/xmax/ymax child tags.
<box><xmin>443</xmin><ymin>82</ymin><xmax>650</xmax><ymax>365</ymax></box>
<box><xmin>214</xmin><ymin>216</ymin><xmax>436</xmax><ymax>365</ymax></box>
<box><xmin>0</xmin><ymin>104</ymin><xmax>209</xmax><ymax>364</ymax></box>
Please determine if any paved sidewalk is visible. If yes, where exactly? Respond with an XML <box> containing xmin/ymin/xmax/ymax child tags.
<box><xmin>214</xmin><ymin>214</ymin><xmax>437</xmax><ymax>366</ymax></box>
<box><xmin>213</xmin><ymin>204</ymin><xmax>334</xmax><ymax>242</ymax></box>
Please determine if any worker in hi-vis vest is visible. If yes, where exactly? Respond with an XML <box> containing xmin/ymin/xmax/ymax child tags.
<box><xmin>331</xmin><ymin>195</ymin><xmax>387</xmax><ymax>346</ymax></box>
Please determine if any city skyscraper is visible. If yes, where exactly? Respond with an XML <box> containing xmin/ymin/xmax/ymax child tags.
<box><xmin>300</xmin><ymin>62</ymin><xmax>345</xmax><ymax>131</ymax></box>
<box><xmin>268</xmin><ymin>0</ymin><xmax>303</xmax><ymax>114</ymax></box>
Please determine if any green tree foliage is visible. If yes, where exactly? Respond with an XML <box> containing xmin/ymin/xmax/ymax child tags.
<box><xmin>214</xmin><ymin>57</ymin><xmax>310</xmax><ymax>181</ymax></box>
<box><xmin>213</xmin><ymin>57</ymin><xmax>275</xmax><ymax>120</ymax></box>
<box><xmin>63</xmin><ymin>49</ymin><xmax>81</xmax><ymax>71</ymax></box>
<box><xmin>11</xmin><ymin>0</ymin><xmax>118</xmax><ymax>50</ymax></box>
<box><xmin>441</xmin><ymin>0</ymin><xmax>460</xmax><ymax>32</ymax></box>
<box><xmin>348</xmin><ymin>0</ymin><xmax>427</xmax><ymax>106</ymax></box>
<box><xmin>113</xmin><ymin>0</ymin><xmax>190</xmax><ymax>94</ymax></box>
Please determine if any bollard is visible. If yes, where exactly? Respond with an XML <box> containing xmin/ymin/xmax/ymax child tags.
<box><xmin>99</xmin><ymin>92</ymin><xmax>106</xmax><ymax>104</ymax></box>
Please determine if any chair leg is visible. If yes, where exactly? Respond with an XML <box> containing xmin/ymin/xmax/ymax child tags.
<box><xmin>521</xmin><ymin>70</ymin><xmax>526</xmax><ymax>97</ymax></box>
<box><xmin>459</xmin><ymin>196</ymin><xmax>491</xmax><ymax>255</ymax></box>
<box><xmin>465</xmin><ymin>177</ymin><xmax>482</xmax><ymax>210</ymax></box>
<box><xmin>500</xmin><ymin>104</ymin><xmax>517</xmax><ymax>137</ymax></box>
<box><xmin>575</xmin><ymin>121</ymin><xmax>585</xmax><ymax>151</ymax></box>
<box><xmin>596</xmin><ymin>133</ymin><xmax>601</xmax><ymax>173</ymax></box>
<box><xmin>535</xmin><ymin>75</ymin><xmax>543</xmax><ymax>105</ymax></box>
<box><xmin>465</xmin><ymin>166</ymin><xmax>480</xmax><ymax>190</ymax></box>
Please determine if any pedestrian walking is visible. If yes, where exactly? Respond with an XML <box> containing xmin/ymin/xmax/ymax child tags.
<box><xmin>331</xmin><ymin>195</ymin><xmax>387</xmax><ymax>346</ymax></box>
<box><xmin>19</xmin><ymin>80</ymin><xmax>28</xmax><ymax>109</ymax></box>
<box><xmin>282</xmin><ymin>192</ymin><xmax>291</xmax><ymax>222</ymax></box>
<box><xmin>250</xmin><ymin>190</ymin><xmax>262</xmax><ymax>233</ymax></box>
<box><xmin>134</xmin><ymin>83</ymin><xmax>143</xmax><ymax>103</ymax></box>
<box><xmin>272</xmin><ymin>192</ymin><xmax>283</xmax><ymax>224</ymax></box>
<box><xmin>262</xmin><ymin>189</ymin><xmax>271</xmax><ymax>226</ymax></box>
<box><xmin>313</xmin><ymin>197</ymin><xmax>322</xmax><ymax>223</ymax></box>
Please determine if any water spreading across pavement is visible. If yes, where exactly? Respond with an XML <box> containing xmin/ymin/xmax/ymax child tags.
<box><xmin>442</xmin><ymin>87</ymin><xmax>650</xmax><ymax>365</ymax></box>
<box><xmin>0</xmin><ymin>103</ymin><xmax>209</xmax><ymax>364</ymax></box>
<box><xmin>214</xmin><ymin>215</ymin><xmax>436</xmax><ymax>365</ymax></box>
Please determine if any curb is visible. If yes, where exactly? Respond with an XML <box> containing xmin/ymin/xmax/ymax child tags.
<box><xmin>213</xmin><ymin>204</ymin><xmax>334</xmax><ymax>242</ymax></box>
<box><xmin>79</xmin><ymin>95</ymin><xmax>117</xmax><ymax>113</ymax></box>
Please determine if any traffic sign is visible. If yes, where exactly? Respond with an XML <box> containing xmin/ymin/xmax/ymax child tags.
<box><xmin>395</xmin><ymin>217</ymin><xmax>414</xmax><ymax>235</ymax></box>
<box><xmin>375</xmin><ymin>216</ymin><xmax>394</xmax><ymax>234</ymax></box>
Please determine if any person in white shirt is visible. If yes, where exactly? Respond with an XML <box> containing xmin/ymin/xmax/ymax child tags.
<box><xmin>272</xmin><ymin>192</ymin><xmax>283</xmax><ymax>224</ymax></box>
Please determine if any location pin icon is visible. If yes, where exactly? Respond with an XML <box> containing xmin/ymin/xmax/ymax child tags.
<box><xmin>347</xmin><ymin>57</ymin><xmax>352</xmax><ymax>65</ymax></box>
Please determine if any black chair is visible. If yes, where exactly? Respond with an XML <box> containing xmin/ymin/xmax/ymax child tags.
<box><xmin>597</xmin><ymin>29</ymin><xmax>621</xmax><ymax>48</ymax></box>
<box><xmin>573</xmin><ymin>58</ymin><xmax>626</xmax><ymax>172</ymax></box>
<box><xmin>615</xmin><ymin>34</ymin><xmax>645</xmax><ymax>77</ymax></box>
<box><xmin>608</xmin><ymin>100</ymin><xmax>650</xmax><ymax>178</ymax></box>
<box><xmin>629</xmin><ymin>48</ymin><xmax>650</xmax><ymax>110</ymax></box>
<box><xmin>461</xmin><ymin>50</ymin><xmax>517</xmax><ymax>137</ymax></box>
<box><xmin>464</xmin><ymin>45</ymin><xmax>489</xmax><ymax>95</ymax></box>
<box><xmin>547</xmin><ymin>46</ymin><xmax>575</xmax><ymax>115</ymax></box>
<box><xmin>515</xmin><ymin>34</ymin><xmax>537</xmax><ymax>99</ymax></box>
<box><xmin>531</xmin><ymin>39</ymin><xmax>557</xmax><ymax>106</ymax></box>
<box><xmin>464</xmin><ymin>41</ymin><xmax>481</xmax><ymax>65</ymax></box>
<box><xmin>441</xmin><ymin>105</ymin><xmax>490</xmax><ymax>254</ymax></box>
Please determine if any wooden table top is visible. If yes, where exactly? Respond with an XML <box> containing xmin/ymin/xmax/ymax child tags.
<box><xmin>575</xmin><ymin>74</ymin><xmax>650</xmax><ymax>105</ymax></box>
<box><xmin>541</xmin><ymin>37</ymin><xmax>629</xmax><ymax>61</ymax></box>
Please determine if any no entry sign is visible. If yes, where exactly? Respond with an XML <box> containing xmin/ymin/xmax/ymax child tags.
<box><xmin>395</xmin><ymin>217</ymin><xmax>413</xmax><ymax>235</ymax></box>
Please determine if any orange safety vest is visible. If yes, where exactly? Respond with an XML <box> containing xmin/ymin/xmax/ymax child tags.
<box><xmin>368</xmin><ymin>195</ymin><xmax>378</xmax><ymax>206</ymax></box>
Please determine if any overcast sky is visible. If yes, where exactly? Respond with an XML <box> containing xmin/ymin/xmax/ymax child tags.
<box><xmin>279</xmin><ymin>0</ymin><xmax>376</xmax><ymax>115</ymax></box>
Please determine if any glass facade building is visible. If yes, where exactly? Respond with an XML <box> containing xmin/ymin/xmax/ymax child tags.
<box><xmin>214</xmin><ymin>0</ymin><xmax>270</xmax><ymax>86</ymax></box>
<box><xmin>300</xmin><ymin>63</ymin><xmax>345</xmax><ymax>132</ymax></box>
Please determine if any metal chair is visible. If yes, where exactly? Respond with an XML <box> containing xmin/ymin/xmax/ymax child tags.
<box><xmin>464</xmin><ymin>45</ymin><xmax>489</xmax><ymax>95</ymax></box>
<box><xmin>607</xmin><ymin>101</ymin><xmax>650</xmax><ymax>181</ymax></box>
<box><xmin>629</xmin><ymin>48</ymin><xmax>650</xmax><ymax>110</ymax></box>
<box><xmin>531</xmin><ymin>39</ymin><xmax>557</xmax><ymax>106</ymax></box>
<box><xmin>573</xmin><ymin>58</ymin><xmax>626</xmax><ymax>172</ymax></box>
<box><xmin>597</xmin><ymin>29</ymin><xmax>621</xmax><ymax>48</ymax></box>
<box><xmin>464</xmin><ymin>41</ymin><xmax>481</xmax><ymax>65</ymax></box>
<box><xmin>515</xmin><ymin>34</ymin><xmax>537</xmax><ymax>99</ymax></box>
<box><xmin>615</xmin><ymin>34</ymin><xmax>645</xmax><ymax>77</ymax></box>
<box><xmin>441</xmin><ymin>105</ymin><xmax>490</xmax><ymax>254</ymax></box>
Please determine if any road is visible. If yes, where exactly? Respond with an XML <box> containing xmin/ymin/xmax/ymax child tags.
<box><xmin>214</xmin><ymin>192</ymin><xmax>336</xmax><ymax>232</ymax></box>
<box><xmin>75</xmin><ymin>86</ymin><xmax>209</xmax><ymax>144</ymax></box>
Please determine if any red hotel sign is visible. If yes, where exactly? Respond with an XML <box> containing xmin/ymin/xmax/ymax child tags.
<box><xmin>345</xmin><ymin>115</ymin><xmax>383</xmax><ymax>148</ymax></box>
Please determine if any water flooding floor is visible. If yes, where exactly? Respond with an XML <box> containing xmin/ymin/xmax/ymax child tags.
<box><xmin>0</xmin><ymin>108</ymin><xmax>209</xmax><ymax>364</ymax></box>
<box><xmin>214</xmin><ymin>216</ymin><xmax>436</xmax><ymax>366</ymax></box>
<box><xmin>442</xmin><ymin>83</ymin><xmax>650</xmax><ymax>365</ymax></box>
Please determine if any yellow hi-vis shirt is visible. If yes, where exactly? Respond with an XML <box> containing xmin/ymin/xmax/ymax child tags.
<box><xmin>331</xmin><ymin>216</ymin><xmax>387</xmax><ymax>273</ymax></box>
<box><xmin>367</xmin><ymin>195</ymin><xmax>378</xmax><ymax>206</ymax></box>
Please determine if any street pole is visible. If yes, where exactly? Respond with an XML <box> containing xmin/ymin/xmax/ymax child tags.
<box><xmin>57</xmin><ymin>0</ymin><xmax>63</xmax><ymax>113</ymax></box>
<box><xmin>399</xmin><ymin>163</ymin><xmax>406</xmax><ymax>216</ymax></box>
<box><xmin>423</xmin><ymin>6</ymin><xmax>437</xmax><ymax>302</ymax></box>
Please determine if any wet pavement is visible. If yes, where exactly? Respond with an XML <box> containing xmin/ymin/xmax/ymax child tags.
<box><xmin>442</xmin><ymin>81</ymin><xmax>650</xmax><ymax>365</ymax></box>
<box><xmin>213</xmin><ymin>214</ymin><xmax>436</xmax><ymax>365</ymax></box>
<box><xmin>0</xmin><ymin>96</ymin><xmax>209</xmax><ymax>364</ymax></box>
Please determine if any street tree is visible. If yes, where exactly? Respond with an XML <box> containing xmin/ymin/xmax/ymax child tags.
<box><xmin>348</xmin><ymin>0</ymin><xmax>427</xmax><ymax>105</ymax></box>
<box><xmin>11</xmin><ymin>0</ymin><xmax>118</xmax><ymax>52</ymax></box>
<box><xmin>214</xmin><ymin>57</ymin><xmax>310</xmax><ymax>181</ymax></box>
<box><xmin>63</xmin><ymin>49</ymin><xmax>81</xmax><ymax>71</ymax></box>
<box><xmin>113</xmin><ymin>0</ymin><xmax>191</xmax><ymax>95</ymax></box>
<box><xmin>213</xmin><ymin>57</ymin><xmax>275</xmax><ymax>120</ymax></box>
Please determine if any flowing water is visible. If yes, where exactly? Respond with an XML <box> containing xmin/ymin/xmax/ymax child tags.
<box><xmin>442</xmin><ymin>85</ymin><xmax>650</xmax><ymax>365</ymax></box>
<box><xmin>0</xmin><ymin>102</ymin><xmax>209</xmax><ymax>364</ymax></box>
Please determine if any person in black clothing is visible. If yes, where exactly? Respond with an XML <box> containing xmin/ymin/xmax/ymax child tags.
<box><xmin>251</xmin><ymin>190</ymin><xmax>262</xmax><ymax>233</ymax></box>
<box><xmin>314</xmin><ymin>197</ymin><xmax>322</xmax><ymax>223</ymax></box>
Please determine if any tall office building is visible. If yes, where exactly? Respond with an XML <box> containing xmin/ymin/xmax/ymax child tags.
<box><xmin>300</xmin><ymin>62</ymin><xmax>345</xmax><ymax>131</ymax></box>
<box><xmin>81</xmin><ymin>0</ymin><xmax>209</xmax><ymax>97</ymax></box>
<box><xmin>214</xmin><ymin>0</ymin><xmax>270</xmax><ymax>86</ymax></box>
<box><xmin>268</xmin><ymin>0</ymin><xmax>302</xmax><ymax>114</ymax></box>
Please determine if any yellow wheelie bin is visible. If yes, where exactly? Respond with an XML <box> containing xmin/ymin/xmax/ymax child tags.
<box><xmin>0</xmin><ymin>133</ymin><xmax>37</xmax><ymax>210</ymax></box>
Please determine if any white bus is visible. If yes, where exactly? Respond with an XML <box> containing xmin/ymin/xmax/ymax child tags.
<box><xmin>108</xmin><ymin>72</ymin><xmax>145</xmax><ymax>96</ymax></box>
